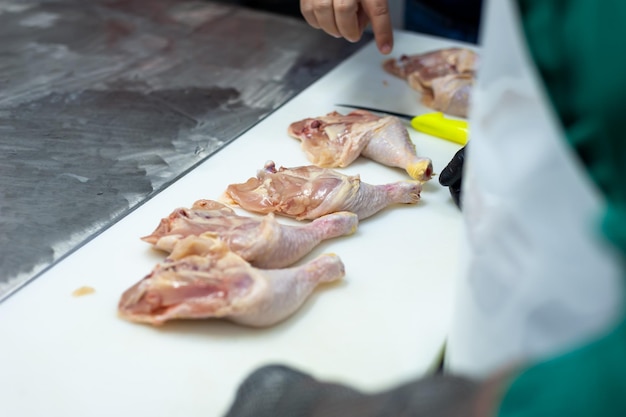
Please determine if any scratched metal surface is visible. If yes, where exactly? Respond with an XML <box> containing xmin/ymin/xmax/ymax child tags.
<box><xmin>0</xmin><ymin>0</ymin><xmax>370</xmax><ymax>300</ymax></box>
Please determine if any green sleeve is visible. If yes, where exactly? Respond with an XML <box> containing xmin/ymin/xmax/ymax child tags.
<box><xmin>498</xmin><ymin>1</ymin><xmax>626</xmax><ymax>416</ymax></box>
<box><xmin>498</xmin><ymin>319</ymin><xmax>626</xmax><ymax>417</ymax></box>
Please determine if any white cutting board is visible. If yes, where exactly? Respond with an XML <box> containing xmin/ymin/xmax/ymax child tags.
<box><xmin>0</xmin><ymin>31</ymin><xmax>470</xmax><ymax>417</ymax></box>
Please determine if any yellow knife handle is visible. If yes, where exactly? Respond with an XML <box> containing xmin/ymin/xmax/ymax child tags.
<box><xmin>410</xmin><ymin>112</ymin><xmax>468</xmax><ymax>146</ymax></box>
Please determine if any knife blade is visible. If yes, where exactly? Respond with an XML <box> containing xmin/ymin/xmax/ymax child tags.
<box><xmin>335</xmin><ymin>104</ymin><xmax>468</xmax><ymax>146</ymax></box>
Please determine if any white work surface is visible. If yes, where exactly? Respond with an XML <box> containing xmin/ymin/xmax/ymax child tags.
<box><xmin>0</xmin><ymin>31</ymin><xmax>468</xmax><ymax>417</ymax></box>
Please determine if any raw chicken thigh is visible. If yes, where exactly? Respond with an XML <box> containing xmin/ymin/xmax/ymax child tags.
<box><xmin>424</xmin><ymin>73</ymin><xmax>473</xmax><ymax>119</ymax></box>
<box><xmin>288</xmin><ymin>110</ymin><xmax>433</xmax><ymax>182</ymax></box>
<box><xmin>141</xmin><ymin>199</ymin><xmax>358</xmax><ymax>268</ymax></box>
<box><xmin>118</xmin><ymin>236</ymin><xmax>345</xmax><ymax>327</ymax></box>
<box><xmin>224</xmin><ymin>161</ymin><xmax>421</xmax><ymax>221</ymax></box>
<box><xmin>383</xmin><ymin>48</ymin><xmax>477</xmax><ymax>84</ymax></box>
<box><xmin>383</xmin><ymin>47</ymin><xmax>478</xmax><ymax>117</ymax></box>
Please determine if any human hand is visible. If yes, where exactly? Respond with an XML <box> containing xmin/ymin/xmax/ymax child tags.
<box><xmin>439</xmin><ymin>146</ymin><xmax>466</xmax><ymax>209</ymax></box>
<box><xmin>223</xmin><ymin>364</ymin><xmax>484</xmax><ymax>417</ymax></box>
<box><xmin>300</xmin><ymin>0</ymin><xmax>394</xmax><ymax>54</ymax></box>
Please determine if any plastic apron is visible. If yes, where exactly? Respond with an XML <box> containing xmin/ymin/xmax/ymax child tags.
<box><xmin>444</xmin><ymin>0</ymin><xmax>624</xmax><ymax>377</ymax></box>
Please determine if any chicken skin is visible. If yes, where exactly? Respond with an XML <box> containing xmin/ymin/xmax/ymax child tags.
<box><xmin>288</xmin><ymin>110</ymin><xmax>433</xmax><ymax>182</ymax></box>
<box><xmin>141</xmin><ymin>199</ymin><xmax>358</xmax><ymax>268</ymax></box>
<box><xmin>224</xmin><ymin>161</ymin><xmax>421</xmax><ymax>221</ymax></box>
<box><xmin>383</xmin><ymin>47</ymin><xmax>478</xmax><ymax>118</ymax></box>
<box><xmin>118</xmin><ymin>236</ymin><xmax>345</xmax><ymax>327</ymax></box>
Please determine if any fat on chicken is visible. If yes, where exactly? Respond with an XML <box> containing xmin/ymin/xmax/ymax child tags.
<box><xmin>383</xmin><ymin>47</ymin><xmax>478</xmax><ymax>118</ymax></box>
<box><xmin>141</xmin><ymin>199</ymin><xmax>358</xmax><ymax>268</ymax></box>
<box><xmin>118</xmin><ymin>236</ymin><xmax>345</xmax><ymax>327</ymax></box>
<box><xmin>224</xmin><ymin>161</ymin><xmax>421</xmax><ymax>221</ymax></box>
<box><xmin>288</xmin><ymin>110</ymin><xmax>433</xmax><ymax>182</ymax></box>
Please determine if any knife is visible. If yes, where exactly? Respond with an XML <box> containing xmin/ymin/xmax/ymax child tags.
<box><xmin>335</xmin><ymin>104</ymin><xmax>468</xmax><ymax>146</ymax></box>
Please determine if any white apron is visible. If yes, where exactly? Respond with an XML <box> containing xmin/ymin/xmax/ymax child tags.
<box><xmin>444</xmin><ymin>0</ymin><xmax>624</xmax><ymax>377</ymax></box>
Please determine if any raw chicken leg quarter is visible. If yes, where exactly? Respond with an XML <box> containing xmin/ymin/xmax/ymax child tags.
<box><xmin>118</xmin><ymin>236</ymin><xmax>345</xmax><ymax>327</ymax></box>
<box><xmin>383</xmin><ymin>47</ymin><xmax>478</xmax><ymax>118</ymax></box>
<box><xmin>141</xmin><ymin>199</ymin><xmax>358</xmax><ymax>268</ymax></box>
<box><xmin>288</xmin><ymin>110</ymin><xmax>433</xmax><ymax>182</ymax></box>
<box><xmin>224</xmin><ymin>161</ymin><xmax>422</xmax><ymax>221</ymax></box>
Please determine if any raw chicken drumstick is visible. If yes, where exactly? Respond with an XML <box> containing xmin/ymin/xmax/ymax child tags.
<box><xmin>118</xmin><ymin>236</ymin><xmax>345</xmax><ymax>327</ymax></box>
<box><xmin>288</xmin><ymin>110</ymin><xmax>433</xmax><ymax>182</ymax></box>
<box><xmin>224</xmin><ymin>161</ymin><xmax>421</xmax><ymax>221</ymax></box>
<box><xmin>141</xmin><ymin>199</ymin><xmax>358</xmax><ymax>269</ymax></box>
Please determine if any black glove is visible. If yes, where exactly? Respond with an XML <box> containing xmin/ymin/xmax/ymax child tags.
<box><xmin>439</xmin><ymin>146</ymin><xmax>466</xmax><ymax>209</ymax></box>
<box><xmin>223</xmin><ymin>364</ymin><xmax>481</xmax><ymax>417</ymax></box>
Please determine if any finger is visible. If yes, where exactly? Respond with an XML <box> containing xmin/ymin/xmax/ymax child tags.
<box><xmin>439</xmin><ymin>146</ymin><xmax>466</xmax><ymax>186</ymax></box>
<box><xmin>449</xmin><ymin>180</ymin><xmax>462</xmax><ymax>209</ymax></box>
<box><xmin>333</xmin><ymin>0</ymin><xmax>362</xmax><ymax>42</ymax></box>
<box><xmin>357</xmin><ymin>5</ymin><xmax>369</xmax><ymax>33</ymax></box>
<box><xmin>313</xmin><ymin>0</ymin><xmax>341</xmax><ymax>38</ymax></box>
<box><xmin>300</xmin><ymin>0</ymin><xmax>320</xmax><ymax>29</ymax></box>
<box><xmin>360</xmin><ymin>0</ymin><xmax>393</xmax><ymax>54</ymax></box>
<box><xmin>224</xmin><ymin>365</ymin><xmax>315</xmax><ymax>417</ymax></box>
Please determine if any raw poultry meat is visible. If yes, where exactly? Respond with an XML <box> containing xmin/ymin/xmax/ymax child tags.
<box><xmin>141</xmin><ymin>199</ymin><xmax>358</xmax><ymax>268</ymax></box>
<box><xmin>288</xmin><ymin>110</ymin><xmax>433</xmax><ymax>182</ymax></box>
<box><xmin>224</xmin><ymin>161</ymin><xmax>421</xmax><ymax>221</ymax></box>
<box><xmin>118</xmin><ymin>235</ymin><xmax>345</xmax><ymax>326</ymax></box>
<box><xmin>383</xmin><ymin>47</ymin><xmax>478</xmax><ymax>118</ymax></box>
<box><xmin>383</xmin><ymin>48</ymin><xmax>477</xmax><ymax>84</ymax></box>
<box><xmin>423</xmin><ymin>73</ymin><xmax>473</xmax><ymax>120</ymax></box>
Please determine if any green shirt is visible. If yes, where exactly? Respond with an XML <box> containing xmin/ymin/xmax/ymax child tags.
<box><xmin>498</xmin><ymin>1</ymin><xmax>626</xmax><ymax>416</ymax></box>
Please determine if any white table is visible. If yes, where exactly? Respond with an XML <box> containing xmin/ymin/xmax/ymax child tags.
<box><xmin>0</xmin><ymin>31</ymin><xmax>467</xmax><ymax>417</ymax></box>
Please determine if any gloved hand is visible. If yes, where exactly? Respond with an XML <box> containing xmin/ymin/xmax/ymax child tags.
<box><xmin>439</xmin><ymin>146</ymin><xmax>466</xmax><ymax>209</ymax></box>
<box><xmin>223</xmin><ymin>364</ymin><xmax>484</xmax><ymax>417</ymax></box>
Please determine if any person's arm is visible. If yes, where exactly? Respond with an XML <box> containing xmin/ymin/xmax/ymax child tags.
<box><xmin>300</xmin><ymin>0</ymin><xmax>394</xmax><ymax>54</ymax></box>
<box><xmin>223</xmin><ymin>363</ymin><xmax>516</xmax><ymax>417</ymax></box>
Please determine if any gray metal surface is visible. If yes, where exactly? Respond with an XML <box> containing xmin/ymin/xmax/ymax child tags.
<box><xmin>0</xmin><ymin>0</ymin><xmax>370</xmax><ymax>300</ymax></box>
